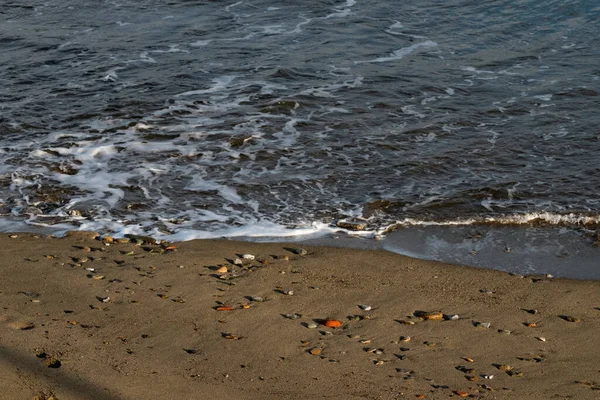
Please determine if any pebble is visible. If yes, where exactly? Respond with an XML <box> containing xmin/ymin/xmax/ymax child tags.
<box><xmin>216</xmin><ymin>266</ymin><xmax>228</xmax><ymax>274</ymax></box>
<box><xmin>536</xmin><ymin>337</ymin><xmax>547</xmax><ymax>342</ymax></box>
<box><xmin>359</xmin><ymin>304</ymin><xmax>372</xmax><ymax>311</ymax></box>
<box><xmin>251</xmin><ymin>296</ymin><xmax>264</xmax><ymax>302</ymax></box>
<box><xmin>496</xmin><ymin>364</ymin><xmax>512</xmax><ymax>371</ymax></box>
<box><xmin>498</xmin><ymin>329</ymin><xmax>511</xmax><ymax>334</ymax></box>
<box><xmin>416</xmin><ymin>311</ymin><xmax>443</xmax><ymax>321</ymax></box>
<box><xmin>483</xmin><ymin>375</ymin><xmax>494</xmax><ymax>380</ymax></box>
<box><xmin>233</xmin><ymin>258</ymin><xmax>244</xmax><ymax>265</ymax></box>
<box><xmin>8</xmin><ymin>321</ymin><xmax>35</xmax><ymax>330</ymax></box>
<box><xmin>322</xmin><ymin>319</ymin><xmax>342</xmax><ymax>328</ymax></box>
<box><xmin>475</xmin><ymin>321</ymin><xmax>491</xmax><ymax>328</ymax></box>
<box><xmin>562</xmin><ymin>316</ymin><xmax>582</xmax><ymax>323</ymax></box>
<box><xmin>242</xmin><ymin>254</ymin><xmax>255</xmax><ymax>260</ymax></box>
<box><xmin>85</xmin><ymin>267</ymin><xmax>95</xmax><ymax>272</ymax></box>
<box><xmin>290</xmin><ymin>248</ymin><xmax>307</xmax><ymax>256</ymax></box>
<box><xmin>282</xmin><ymin>289</ymin><xmax>294</xmax><ymax>296</ymax></box>
<box><xmin>309</xmin><ymin>348</ymin><xmax>322</xmax><ymax>355</ymax></box>
<box><xmin>399</xmin><ymin>336</ymin><xmax>411</xmax><ymax>342</ymax></box>
<box><xmin>284</xmin><ymin>313</ymin><xmax>302</xmax><ymax>320</ymax></box>
<box><xmin>447</xmin><ymin>314</ymin><xmax>460</xmax><ymax>320</ymax></box>
<box><xmin>307</xmin><ymin>322</ymin><xmax>318</xmax><ymax>329</ymax></box>
<box><xmin>335</xmin><ymin>218</ymin><xmax>368</xmax><ymax>231</ymax></box>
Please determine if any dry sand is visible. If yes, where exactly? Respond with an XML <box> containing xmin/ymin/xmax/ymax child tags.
<box><xmin>0</xmin><ymin>232</ymin><xmax>599</xmax><ymax>399</ymax></box>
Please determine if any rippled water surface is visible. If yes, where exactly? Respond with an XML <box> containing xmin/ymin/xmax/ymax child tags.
<box><xmin>1</xmin><ymin>1</ymin><xmax>600</xmax><ymax>273</ymax></box>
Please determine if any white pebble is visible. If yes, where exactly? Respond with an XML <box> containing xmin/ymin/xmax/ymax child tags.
<box><xmin>359</xmin><ymin>305</ymin><xmax>372</xmax><ymax>311</ymax></box>
<box><xmin>242</xmin><ymin>254</ymin><xmax>255</xmax><ymax>260</ymax></box>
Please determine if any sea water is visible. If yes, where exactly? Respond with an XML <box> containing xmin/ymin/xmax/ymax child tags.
<box><xmin>1</xmin><ymin>0</ymin><xmax>599</xmax><ymax>277</ymax></box>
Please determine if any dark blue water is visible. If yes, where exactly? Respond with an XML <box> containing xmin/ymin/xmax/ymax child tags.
<box><xmin>1</xmin><ymin>0</ymin><xmax>599</xmax><ymax>277</ymax></box>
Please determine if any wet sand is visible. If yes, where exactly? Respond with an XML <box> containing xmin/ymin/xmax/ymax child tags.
<box><xmin>1</xmin><ymin>232</ymin><xmax>599</xmax><ymax>400</ymax></box>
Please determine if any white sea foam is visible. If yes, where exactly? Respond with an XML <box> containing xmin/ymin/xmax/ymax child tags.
<box><xmin>356</xmin><ymin>41</ymin><xmax>438</xmax><ymax>63</ymax></box>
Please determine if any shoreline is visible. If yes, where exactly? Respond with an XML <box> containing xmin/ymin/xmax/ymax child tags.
<box><xmin>2</xmin><ymin>220</ymin><xmax>599</xmax><ymax>280</ymax></box>
<box><xmin>1</xmin><ymin>232</ymin><xmax>599</xmax><ymax>399</ymax></box>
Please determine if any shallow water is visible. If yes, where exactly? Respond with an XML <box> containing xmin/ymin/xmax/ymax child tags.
<box><xmin>1</xmin><ymin>1</ymin><xmax>599</xmax><ymax>277</ymax></box>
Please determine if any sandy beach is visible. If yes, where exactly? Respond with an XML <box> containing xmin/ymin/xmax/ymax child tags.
<box><xmin>1</xmin><ymin>232</ymin><xmax>599</xmax><ymax>399</ymax></box>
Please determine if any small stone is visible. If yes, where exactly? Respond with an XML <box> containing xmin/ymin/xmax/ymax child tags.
<box><xmin>398</xmin><ymin>320</ymin><xmax>415</xmax><ymax>325</ymax></box>
<box><xmin>448</xmin><ymin>314</ymin><xmax>460</xmax><ymax>320</ymax></box>
<box><xmin>284</xmin><ymin>313</ymin><xmax>302</xmax><ymax>320</ymax></box>
<box><xmin>124</xmin><ymin>234</ymin><xmax>156</xmax><ymax>245</ymax></box>
<box><xmin>64</xmin><ymin>230</ymin><xmax>100</xmax><ymax>240</ymax></box>
<box><xmin>524</xmin><ymin>322</ymin><xmax>537</xmax><ymax>328</ymax></box>
<box><xmin>498</xmin><ymin>329</ymin><xmax>511</xmax><ymax>334</ymax></box>
<box><xmin>536</xmin><ymin>337</ymin><xmax>547</xmax><ymax>342</ymax></box>
<box><xmin>546</xmin><ymin>274</ymin><xmax>554</xmax><ymax>278</ymax></box>
<box><xmin>102</xmin><ymin>235</ymin><xmax>114</xmax><ymax>243</ymax></box>
<box><xmin>242</xmin><ymin>254</ymin><xmax>255</xmax><ymax>260</ymax></box>
<box><xmin>374</xmin><ymin>360</ymin><xmax>385</xmax><ymax>366</ymax></box>
<box><xmin>562</xmin><ymin>316</ymin><xmax>582</xmax><ymax>323</ymax></box>
<box><xmin>8</xmin><ymin>321</ymin><xmax>35</xmax><ymax>330</ymax></box>
<box><xmin>290</xmin><ymin>248</ymin><xmax>307</xmax><ymax>256</ymax></box>
<box><xmin>251</xmin><ymin>296</ymin><xmax>264</xmax><ymax>302</ymax></box>
<box><xmin>282</xmin><ymin>289</ymin><xmax>294</xmax><ymax>296</ymax></box>
<box><xmin>322</xmin><ymin>319</ymin><xmax>342</xmax><ymax>328</ymax></box>
<box><xmin>233</xmin><ymin>258</ymin><xmax>244</xmax><ymax>265</ymax></box>
<box><xmin>335</xmin><ymin>218</ymin><xmax>368</xmax><ymax>231</ymax></box>
<box><xmin>309</xmin><ymin>348</ymin><xmax>322</xmax><ymax>355</ymax></box>
<box><xmin>483</xmin><ymin>375</ymin><xmax>494</xmax><ymax>380</ymax></box>
<box><xmin>92</xmin><ymin>275</ymin><xmax>105</xmax><ymax>280</ymax></box>
<box><xmin>307</xmin><ymin>322</ymin><xmax>318</xmax><ymax>329</ymax></box>
<box><xmin>496</xmin><ymin>364</ymin><xmax>512</xmax><ymax>372</ymax></box>
<box><xmin>359</xmin><ymin>305</ymin><xmax>372</xmax><ymax>311</ymax></box>
<box><xmin>466</xmin><ymin>375</ymin><xmax>478</xmax><ymax>381</ymax></box>
<box><xmin>399</xmin><ymin>336</ymin><xmax>411</xmax><ymax>342</ymax></box>
<box><xmin>476</xmin><ymin>322</ymin><xmax>491</xmax><ymax>329</ymax></box>
<box><xmin>415</xmin><ymin>311</ymin><xmax>443</xmax><ymax>321</ymax></box>
<box><xmin>463</xmin><ymin>357</ymin><xmax>474</xmax><ymax>363</ymax></box>
<box><xmin>216</xmin><ymin>266</ymin><xmax>228</xmax><ymax>274</ymax></box>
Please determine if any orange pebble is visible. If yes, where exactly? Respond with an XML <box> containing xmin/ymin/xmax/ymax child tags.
<box><xmin>216</xmin><ymin>306</ymin><xmax>234</xmax><ymax>311</ymax></box>
<box><xmin>322</xmin><ymin>319</ymin><xmax>342</xmax><ymax>328</ymax></box>
<box><xmin>416</xmin><ymin>395</ymin><xmax>425</xmax><ymax>399</ymax></box>
<box><xmin>455</xmin><ymin>391</ymin><xmax>469</xmax><ymax>397</ymax></box>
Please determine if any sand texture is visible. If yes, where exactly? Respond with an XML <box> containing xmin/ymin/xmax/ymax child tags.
<box><xmin>1</xmin><ymin>233</ymin><xmax>599</xmax><ymax>399</ymax></box>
